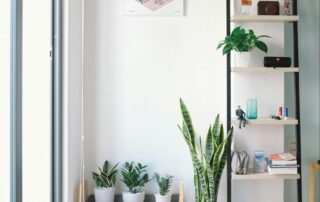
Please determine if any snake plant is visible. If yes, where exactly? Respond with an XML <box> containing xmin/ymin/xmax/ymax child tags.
<box><xmin>178</xmin><ymin>99</ymin><xmax>233</xmax><ymax>202</ymax></box>
<box><xmin>92</xmin><ymin>160</ymin><xmax>118</xmax><ymax>188</ymax></box>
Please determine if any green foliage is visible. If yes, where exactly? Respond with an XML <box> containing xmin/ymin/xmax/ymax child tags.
<box><xmin>178</xmin><ymin>99</ymin><xmax>234</xmax><ymax>202</ymax></box>
<box><xmin>121</xmin><ymin>162</ymin><xmax>151</xmax><ymax>193</ymax></box>
<box><xmin>217</xmin><ymin>26</ymin><xmax>270</xmax><ymax>55</ymax></box>
<box><xmin>154</xmin><ymin>173</ymin><xmax>173</xmax><ymax>196</ymax></box>
<box><xmin>92</xmin><ymin>160</ymin><xmax>118</xmax><ymax>188</ymax></box>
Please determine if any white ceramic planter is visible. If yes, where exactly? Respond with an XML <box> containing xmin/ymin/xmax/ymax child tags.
<box><xmin>155</xmin><ymin>193</ymin><xmax>171</xmax><ymax>202</ymax></box>
<box><xmin>94</xmin><ymin>187</ymin><xmax>116</xmax><ymax>202</ymax></box>
<box><xmin>122</xmin><ymin>191</ymin><xmax>145</xmax><ymax>202</ymax></box>
<box><xmin>234</xmin><ymin>51</ymin><xmax>251</xmax><ymax>67</ymax></box>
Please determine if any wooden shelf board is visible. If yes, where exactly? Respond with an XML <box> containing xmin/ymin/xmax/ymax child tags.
<box><xmin>232</xmin><ymin>169</ymin><xmax>300</xmax><ymax>180</ymax></box>
<box><xmin>231</xmin><ymin>15</ymin><xmax>299</xmax><ymax>22</ymax></box>
<box><xmin>232</xmin><ymin>67</ymin><xmax>299</xmax><ymax>73</ymax></box>
<box><xmin>231</xmin><ymin>117</ymin><xmax>298</xmax><ymax>125</ymax></box>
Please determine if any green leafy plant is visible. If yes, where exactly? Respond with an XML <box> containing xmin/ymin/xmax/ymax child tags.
<box><xmin>178</xmin><ymin>99</ymin><xmax>233</xmax><ymax>202</ymax></box>
<box><xmin>217</xmin><ymin>26</ymin><xmax>270</xmax><ymax>55</ymax></box>
<box><xmin>92</xmin><ymin>160</ymin><xmax>118</xmax><ymax>188</ymax></box>
<box><xmin>154</xmin><ymin>173</ymin><xmax>173</xmax><ymax>196</ymax></box>
<box><xmin>121</xmin><ymin>162</ymin><xmax>151</xmax><ymax>193</ymax></box>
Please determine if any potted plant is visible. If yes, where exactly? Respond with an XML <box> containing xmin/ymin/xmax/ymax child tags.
<box><xmin>154</xmin><ymin>173</ymin><xmax>173</xmax><ymax>202</ymax></box>
<box><xmin>92</xmin><ymin>160</ymin><xmax>118</xmax><ymax>202</ymax></box>
<box><xmin>121</xmin><ymin>162</ymin><xmax>151</xmax><ymax>202</ymax></box>
<box><xmin>178</xmin><ymin>99</ymin><xmax>234</xmax><ymax>202</ymax></box>
<box><xmin>217</xmin><ymin>26</ymin><xmax>270</xmax><ymax>67</ymax></box>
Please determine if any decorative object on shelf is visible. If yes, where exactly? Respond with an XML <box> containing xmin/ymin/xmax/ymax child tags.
<box><xmin>240</xmin><ymin>0</ymin><xmax>252</xmax><ymax>15</ymax></box>
<box><xmin>178</xmin><ymin>99</ymin><xmax>234</xmax><ymax>202</ymax></box>
<box><xmin>246</xmin><ymin>99</ymin><xmax>258</xmax><ymax>119</ymax></box>
<box><xmin>92</xmin><ymin>160</ymin><xmax>119</xmax><ymax>202</ymax></box>
<box><xmin>284</xmin><ymin>1</ymin><xmax>291</xmax><ymax>15</ymax></box>
<box><xmin>284</xmin><ymin>107</ymin><xmax>289</xmax><ymax>119</ymax></box>
<box><xmin>217</xmin><ymin>27</ymin><xmax>270</xmax><ymax>67</ymax></box>
<box><xmin>264</xmin><ymin>56</ymin><xmax>292</xmax><ymax>67</ymax></box>
<box><xmin>271</xmin><ymin>115</ymin><xmax>281</xmax><ymax>120</ymax></box>
<box><xmin>124</xmin><ymin>0</ymin><xmax>184</xmax><ymax>16</ymax></box>
<box><xmin>253</xmin><ymin>150</ymin><xmax>267</xmax><ymax>173</ymax></box>
<box><xmin>257</xmin><ymin>1</ymin><xmax>280</xmax><ymax>15</ymax></box>
<box><xmin>121</xmin><ymin>162</ymin><xmax>151</xmax><ymax>202</ymax></box>
<box><xmin>236</xmin><ymin>105</ymin><xmax>247</xmax><ymax>129</ymax></box>
<box><xmin>278</xmin><ymin>106</ymin><xmax>283</xmax><ymax>118</ymax></box>
<box><xmin>231</xmin><ymin>151</ymin><xmax>249</xmax><ymax>174</ymax></box>
<box><xmin>154</xmin><ymin>173</ymin><xmax>173</xmax><ymax>202</ymax></box>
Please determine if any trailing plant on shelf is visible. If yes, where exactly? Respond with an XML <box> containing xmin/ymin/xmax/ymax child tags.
<box><xmin>154</xmin><ymin>173</ymin><xmax>173</xmax><ymax>196</ymax></box>
<box><xmin>121</xmin><ymin>162</ymin><xmax>151</xmax><ymax>202</ymax></box>
<box><xmin>92</xmin><ymin>160</ymin><xmax>118</xmax><ymax>188</ymax></box>
<box><xmin>217</xmin><ymin>26</ymin><xmax>270</xmax><ymax>55</ymax></box>
<box><xmin>178</xmin><ymin>99</ymin><xmax>233</xmax><ymax>202</ymax></box>
<box><xmin>92</xmin><ymin>160</ymin><xmax>118</xmax><ymax>202</ymax></box>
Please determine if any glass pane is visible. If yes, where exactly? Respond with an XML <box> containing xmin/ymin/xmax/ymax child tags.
<box><xmin>22</xmin><ymin>0</ymin><xmax>51</xmax><ymax>201</ymax></box>
<box><xmin>0</xmin><ymin>0</ymin><xmax>11</xmax><ymax>201</ymax></box>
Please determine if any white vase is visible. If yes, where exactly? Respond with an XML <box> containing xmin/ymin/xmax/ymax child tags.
<box><xmin>94</xmin><ymin>187</ymin><xmax>116</xmax><ymax>202</ymax></box>
<box><xmin>122</xmin><ymin>191</ymin><xmax>145</xmax><ymax>202</ymax></box>
<box><xmin>234</xmin><ymin>51</ymin><xmax>251</xmax><ymax>67</ymax></box>
<box><xmin>155</xmin><ymin>193</ymin><xmax>171</xmax><ymax>202</ymax></box>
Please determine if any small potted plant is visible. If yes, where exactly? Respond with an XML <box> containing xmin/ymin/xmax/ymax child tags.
<box><xmin>121</xmin><ymin>162</ymin><xmax>151</xmax><ymax>202</ymax></box>
<box><xmin>154</xmin><ymin>173</ymin><xmax>173</xmax><ymax>202</ymax></box>
<box><xmin>217</xmin><ymin>26</ymin><xmax>270</xmax><ymax>67</ymax></box>
<box><xmin>92</xmin><ymin>160</ymin><xmax>118</xmax><ymax>202</ymax></box>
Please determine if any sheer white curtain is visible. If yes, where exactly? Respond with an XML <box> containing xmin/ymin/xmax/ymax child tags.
<box><xmin>0</xmin><ymin>0</ymin><xmax>11</xmax><ymax>201</ymax></box>
<box><xmin>22</xmin><ymin>0</ymin><xmax>51</xmax><ymax>201</ymax></box>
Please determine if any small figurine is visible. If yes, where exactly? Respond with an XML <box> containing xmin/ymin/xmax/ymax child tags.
<box><xmin>236</xmin><ymin>105</ymin><xmax>247</xmax><ymax>129</ymax></box>
<box><xmin>284</xmin><ymin>1</ymin><xmax>291</xmax><ymax>15</ymax></box>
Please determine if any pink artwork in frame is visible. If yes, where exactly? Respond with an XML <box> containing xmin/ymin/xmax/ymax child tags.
<box><xmin>124</xmin><ymin>0</ymin><xmax>184</xmax><ymax>16</ymax></box>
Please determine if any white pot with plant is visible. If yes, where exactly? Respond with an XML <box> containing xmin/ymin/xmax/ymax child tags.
<box><xmin>92</xmin><ymin>160</ymin><xmax>118</xmax><ymax>202</ymax></box>
<box><xmin>154</xmin><ymin>173</ymin><xmax>173</xmax><ymax>202</ymax></box>
<box><xmin>121</xmin><ymin>162</ymin><xmax>151</xmax><ymax>202</ymax></box>
<box><xmin>217</xmin><ymin>26</ymin><xmax>270</xmax><ymax>67</ymax></box>
<box><xmin>178</xmin><ymin>99</ymin><xmax>234</xmax><ymax>202</ymax></box>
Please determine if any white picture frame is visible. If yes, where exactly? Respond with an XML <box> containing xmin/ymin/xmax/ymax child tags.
<box><xmin>124</xmin><ymin>0</ymin><xmax>184</xmax><ymax>16</ymax></box>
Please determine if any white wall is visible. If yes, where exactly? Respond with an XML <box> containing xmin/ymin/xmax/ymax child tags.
<box><xmin>82</xmin><ymin>1</ymin><xmax>287</xmax><ymax>202</ymax></box>
<box><xmin>83</xmin><ymin>0</ymin><xmax>226</xmax><ymax>201</ymax></box>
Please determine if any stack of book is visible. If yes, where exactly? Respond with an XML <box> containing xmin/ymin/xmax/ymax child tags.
<box><xmin>267</xmin><ymin>153</ymin><xmax>299</xmax><ymax>175</ymax></box>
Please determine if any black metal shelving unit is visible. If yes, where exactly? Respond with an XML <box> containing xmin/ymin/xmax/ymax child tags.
<box><xmin>225</xmin><ymin>0</ymin><xmax>302</xmax><ymax>202</ymax></box>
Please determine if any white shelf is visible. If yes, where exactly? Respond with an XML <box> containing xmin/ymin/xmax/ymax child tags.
<box><xmin>232</xmin><ymin>169</ymin><xmax>300</xmax><ymax>180</ymax></box>
<box><xmin>231</xmin><ymin>15</ymin><xmax>299</xmax><ymax>22</ymax></box>
<box><xmin>232</xmin><ymin>117</ymin><xmax>298</xmax><ymax>125</ymax></box>
<box><xmin>232</xmin><ymin>67</ymin><xmax>299</xmax><ymax>73</ymax></box>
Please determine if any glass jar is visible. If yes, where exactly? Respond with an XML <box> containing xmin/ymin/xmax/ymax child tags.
<box><xmin>240</xmin><ymin>0</ymin><xmax>252</xmax><ymax>15</ymax></box>
<box><xmin>247</xmin><ymin>99</ymin><xmax>257</xmax><ymax>119</ymax></box>
<box><xmin>253</xmin><ymin>150</ymin><xmax>267</xmax><ymax>173</ymax></box>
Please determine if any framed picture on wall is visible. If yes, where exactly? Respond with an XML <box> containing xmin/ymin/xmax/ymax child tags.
<box><xmin>124</xmin><ymin>0</ymin><xmax>184</xmax><ymax>16</ymax></box>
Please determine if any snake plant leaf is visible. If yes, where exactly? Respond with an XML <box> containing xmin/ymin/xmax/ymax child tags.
<box><xmin>103</xmin><ymin>160</ymin><xmax>109</xmax><ymax>173</ymax></box>
<box><xmin>205</xmin><ymin>126</ymin><xmax>213</xmax><ymax>164</ymax></box>
<box><xmin>179</xmin><ymin>98</ymin><xmax>196</xmax><ymax>147</ymax></box>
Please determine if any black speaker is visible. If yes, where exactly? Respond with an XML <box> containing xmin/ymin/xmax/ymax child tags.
<box><xmin>264</xmin><ymin>57</ymin><xmax>291</xmax><ymax>67</ymax></box>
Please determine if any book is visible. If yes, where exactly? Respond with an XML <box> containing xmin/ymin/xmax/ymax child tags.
<box><xmin>270</xmin><ymin>152</ymin><xmax>296</xmax><ymax>161</ymax></box>
<box><xmin>267</xmin><ymin>166</ymin><xmax>298</xmax><ymax>175</ymax></box>
<box><xmin>269</xmin><ymin>152</ymin><xmax>297</xmax><ymax>165</ymax></box>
